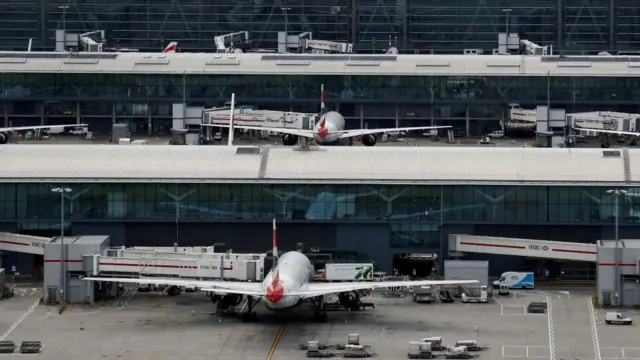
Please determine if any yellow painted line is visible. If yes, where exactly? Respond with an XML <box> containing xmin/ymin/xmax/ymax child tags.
<box><xmin>266</xmin><ymin>324</ymin><xmax>286</xmax><ymax>360</ymax></box>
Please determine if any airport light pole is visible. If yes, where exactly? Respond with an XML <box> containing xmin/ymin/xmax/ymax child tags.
<box><xmin>51</xmin><ymin>187</ymin><xmax>72</xmax><ymax>302</ymax></box>
<box><xmin>281</xmin><ymin>7</ymin><xmax>291</xmax><ymax>50</ymax></box>
<box><xmin>502</xmin><ymin>8</ymin><xmax>512</xmax><ymax>35</ymax></box>
<box><xmin>59</xmin><ymin>5</ymin><xmax>69</xmax><ymax>50</ymax></box>
<box><xmin>607</xmin><ymin>188</ymin><xmax>627</xmax><ymax>306</ymax></box>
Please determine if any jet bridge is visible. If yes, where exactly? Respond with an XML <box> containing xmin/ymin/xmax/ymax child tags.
<box><xmin>91</xmin><ymin>247</ymin><xmax>266</xmax><ymax>281</ymax></box>
<box><xmin>0</xmin><ymin>232</ymin><xmax>49</xmax><ymax>255</ymax></box>
<box><xmin>449</xmin><ymin>234</ymin><xmax>596</xmax><ymax>262</ymax></box>
<box><xmin>568</xmin><ymin>111</ymin><xmax>640</xmax><ymax>147</ymax></box>
<box><xmin>301</xmin><ymin>39</ymin><xmax>354</xmax><ymax>54</ymax></box>
<box><xmin>214</xmin><ymin>31</ymin><xmax>250</xmax><ymax>53</ymax></box>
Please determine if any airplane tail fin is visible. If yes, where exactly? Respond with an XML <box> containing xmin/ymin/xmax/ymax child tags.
<box><xmin>272</xmin><ymin>218</ymin><xmax>279</xmax><ymax>265</ymax></box>
<box><xmin>320</xmin><ymin>84</ymin><xmax>325</xmax><ymax>115</ymax></box>
<box><xmin>163</xmin><ymin>41</ymin><xmax>178</xmax><ymax>53</ymax></box>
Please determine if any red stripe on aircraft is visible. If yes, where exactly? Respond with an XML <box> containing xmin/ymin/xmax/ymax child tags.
<box><xmin>0</xmin><ymin>239</ymin><xmax>29</xmax><ymax>247</ymax></box>
<box><xmin>459</xmin><ymin>241</ymin><xmax>526</xmax><ymax>250</ymax></box>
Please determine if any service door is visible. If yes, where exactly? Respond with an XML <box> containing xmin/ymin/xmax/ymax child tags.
<box><xmin>247</xmin><ymin>262</ymin><xmax>257</xmax><ymax>281</ymax></box>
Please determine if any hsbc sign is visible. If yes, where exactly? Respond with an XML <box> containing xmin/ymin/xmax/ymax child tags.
<box><xmin>528</xmin><ymin>244</ymin><xmax>549</xmax><ymax>251</ymax></box>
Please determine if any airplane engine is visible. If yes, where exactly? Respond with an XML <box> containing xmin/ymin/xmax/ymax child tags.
<box><xmin>282</xmin><ymin>134</ymin><xmax>299</xmax><ymax>146</ymax></box>
<box><xmin>0</xmin><ymin>132</ymin><xmax>11</xmax><ymax>144</ymax></box>
<box><xmin>362</xmin><ymin>134</ymin><xmax>377</xmax><ymax>146</ymax></box>
<box><xmin>338</xmin><ymin>290</ymin><xmax>361</xmax><ymax>310</ymax></box>
<box><xmin>209</xmin><ymin>292</ymin><xmax>243</xmax><ymax>307</ymax></box>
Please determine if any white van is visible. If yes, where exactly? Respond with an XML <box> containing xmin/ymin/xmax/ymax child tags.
<box><xmin>605</xmin><ymin>311</ymin><xmax>633</xmax><ymax>325</ymax></box>
<box><xmin>492</xmin><ymin>272</ymin><xmax>534</xmax><ymax>289</ymax></box>
<box><xmin>488</xmin><ymin>130</ymin><xmax>504</xmax><ymax>138</ymax></box>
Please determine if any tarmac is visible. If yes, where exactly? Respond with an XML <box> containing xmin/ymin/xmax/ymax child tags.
<box><xmin>0</xmin><ymin>285</ymin><xmax>631</xmax><ymax>360</ymax></box>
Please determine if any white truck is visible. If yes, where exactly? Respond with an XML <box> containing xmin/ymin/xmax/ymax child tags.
<box><xmin>492</xmin><ymin>271</ymin><xmax>535</xmax><ymax>289</ymax></box>
<box><xmin>324</xmin><ymin>263</ymin><xmax>373</xmax><ymax>281</ymax></box>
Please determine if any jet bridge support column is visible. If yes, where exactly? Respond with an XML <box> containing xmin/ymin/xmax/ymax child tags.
<box><xmin>465</xmin><ymin>106</ymin><xmax>470</xmax><ymax>137</ymax></box>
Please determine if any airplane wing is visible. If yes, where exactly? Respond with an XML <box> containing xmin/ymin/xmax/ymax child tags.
<box><xmin>336</xmin><ymin>126</ymin><xmax>452</xmax><ymax>139</ymax></box>
<box><xmin>0</xmin><ymin>124</ymin><xmax>84</xmax><ymax>132</ymax></box>
<box><xmin>82</xmin><ymin>277</ymin><xmax>265</xmax><ymax>297</ymax></box>
<box><xmin>288</xmin><ymin>279</ymin><xmax>479</xmax><ymax>298</ymax></box>
<box><xmin>574</xmin><ymin>128</ymin><xmax>640</xmax><ymax>136</ymax></box>
<box><xmin>204</xmin><ymin>124</ymin><xmax>316</xmax><ymax>139</ymax></box>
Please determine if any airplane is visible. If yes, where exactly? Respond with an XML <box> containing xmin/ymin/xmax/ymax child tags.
<box><xmin>211</xmin><ymin>85</ymin><xmax>452</xmax><ymax>147</ymax></box>
<box><xmin>163</xmin><ymin>42</ymin><xmax>178</xmax><ymax>53</ymax></box>
<box><xmin>84</xmin><ymin>219</ymin><xmax>479</xmax><ymax>322</ymax></box>
<box><xmin>0</xmin><ymin>124</ymin><xmax>87</xmax><ymax>144</ymax></box>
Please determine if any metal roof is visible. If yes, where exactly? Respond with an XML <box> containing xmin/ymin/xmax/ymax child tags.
<box><xmin>0</xmin><ymin>144</ymin><xmax>635</xmax><ymax>185</ymax></box>
<box><xmin>0</xmin><ymin>52</ymin><xmax>639</xmax><ymax>77</ymax></box>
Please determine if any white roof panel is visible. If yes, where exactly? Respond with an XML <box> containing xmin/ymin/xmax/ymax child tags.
<box><xmin>0</xmin><ymin>144</ymin><xmax>632</xmax><ymax>184</ymax></box>
<box><xmin>0</xmin><ymin>145</ymin><xmax>261</xmax><ymax>181</ymax></box>
<box><xmin>264</xmin><ymin>147</ymin><xmax>624</xmax><ymax>183</ymax></box>
<box><xmin>626</xmin><ymin>149</ymin><xmax>640</xmax><ymax>182</ymax></box>
<box><xmin>1</xmin><ymin>52</ymin><xmax>640</xmax><ymax>77</ymax></box>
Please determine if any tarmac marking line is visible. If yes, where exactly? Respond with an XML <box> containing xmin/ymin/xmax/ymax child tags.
<box><xmin>0</xmin><ymin>299</ymin><xmax>40</xmax><ymax>342</ymax></box>
<box><xmin>266</xmin><ymin>324</ymin><xmax>285</xmax><ymax>360</ymax></box>
<box><xmin>118</xmin><ymin>289</ymin><xmax>138</xmax><ymax>310</ymax></box>
<box><xmin>44</xmin><ymin>307</ymin><xmax>56</xmax><ymax>319</ymax></box>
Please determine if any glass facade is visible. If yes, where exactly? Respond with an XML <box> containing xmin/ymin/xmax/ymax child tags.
<box><xmin>0</xmin><ymin>0</ymin><xmax>635</xmax><ymax>54</ymax></box>
<box><xmin>4</xmin><ymin>73</ymin><xmax>640</xmax><ymax>106</ymax></box>
<box><xmin>3</xmin><ymin>182</ymin><xmax>637</xmax><ymax>224</ymax></box>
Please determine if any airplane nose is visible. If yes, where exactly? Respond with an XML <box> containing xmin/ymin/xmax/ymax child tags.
<box><xmin>266</xmin><ymin>284</ymin><xmax>284</xmax><ymax>303</ymax></box>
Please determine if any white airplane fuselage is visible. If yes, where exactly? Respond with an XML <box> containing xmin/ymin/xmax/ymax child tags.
<box><xmin>313</xmin><ymin>111</ymin><xmax>345</xmax><ymax>144</ymax></box>
<box><xmin>260</xmin><ymin>251</ymin><xmax>315</xmax><ymax>310</ymax></box>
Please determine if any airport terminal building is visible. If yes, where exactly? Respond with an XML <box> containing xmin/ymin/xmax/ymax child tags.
<box><xmin>2</xmin><ymin>52</ymin><xmax>640</xmax><ymax>137</ymax></box>
<box><xmin>1</xmin><ymin>144</ymin><xmax>639</xmax><ymax>275</ymax></box>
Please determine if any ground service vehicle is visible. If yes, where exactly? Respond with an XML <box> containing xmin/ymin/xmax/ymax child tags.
<box><xmin>461</xmin><ymin>286</ymin><xmax>488</xmax><ymax>303</ymax></box>
<box><xmin>498</xmin><ymin>283</ymin><xmax>510</xmax><ymax>295</ymax></box>
<box><xmin>492</xmin><ymin>272</ymin><xmax>534</xmax><ymax>289</ymax></box>
<box><xmin>324</xmin><ymin>263</ymin><xmax>374</xmax><ymax>281</ymax></box>
<box><xmin>605</xmin><ymin>311</ymin><xmax>633</xmax><ymax>325</ymax></box>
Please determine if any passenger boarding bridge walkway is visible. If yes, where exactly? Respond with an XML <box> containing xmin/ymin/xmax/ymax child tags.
<box><xmin>0</xmin><ymin>232</ymin><xmax>49</xmax><ymax>255</ymax></box>
<box><xmin>449</xmin><ymin>234</ymin><xmax>597</xmax><ymax>262</ymax></box>
<box><xmin>0</xmin><ymin>232</ymin><xmax>264</xmax><ymax>281</ymax></box>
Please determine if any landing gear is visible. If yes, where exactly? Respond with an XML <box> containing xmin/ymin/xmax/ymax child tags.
<box><xmin>296</xmin><ymin>137</ymin><xmax>312</xmax><ymax>150</ymax></box>
<box><xmin>241</xmin><ymin>296</ymin><xmax>259</xmax><ymax>322</ymax></box>
<box><xmin>312</xmin><ymin>296</ymin><xmax>327</xmax><ymax>322</ymax></box>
